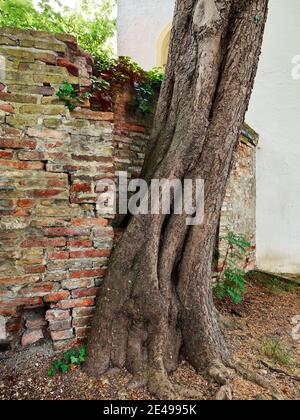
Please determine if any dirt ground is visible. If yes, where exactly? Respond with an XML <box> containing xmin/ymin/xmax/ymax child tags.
<box><xmin>0</xmin><ymin>279</ymin><xmax>299</xmax><ymax>400</ymax></box>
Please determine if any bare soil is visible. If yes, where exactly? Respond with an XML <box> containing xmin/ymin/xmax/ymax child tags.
<box><xmin>0</xmin><ymin>281</ymin><xmax>299</xmax><ymax>400</ymax></box>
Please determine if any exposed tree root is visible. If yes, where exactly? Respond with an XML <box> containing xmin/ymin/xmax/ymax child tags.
<box><xmin>260</xmin><ymin>360</ymin><xmax>300</xmax><ymax>383</ymax></box>
<box><xmin>229</xmin><ymin>361</ymin><xmax>284</xmax><ymax>400</ymax></box>
<box><xmin>206</xmin><ymin>359</ymin><xmax>284</xmax><ymax>400</ymax></box>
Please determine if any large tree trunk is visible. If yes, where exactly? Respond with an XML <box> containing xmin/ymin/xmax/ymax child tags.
<box><xmin>85</xmin><ymin>0</ymin><xmax>268</xmax><ymax>398</ymax></box>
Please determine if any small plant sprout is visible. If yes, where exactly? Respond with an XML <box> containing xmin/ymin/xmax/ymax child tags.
<box><xmin>47</xmin><ymin>346</ymin><xmax>87</xmax><ymax>377</ymax></box>
<box><xmin>214</xmin><ymin>231</ymin><xmax>250</xmax><ymax>304</ymax></box>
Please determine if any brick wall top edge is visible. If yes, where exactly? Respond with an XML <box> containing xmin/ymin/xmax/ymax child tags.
<box><xmin>0</xmin><ymin>27</ymin><xmax>74</xmax><ymax>43</ymax></box>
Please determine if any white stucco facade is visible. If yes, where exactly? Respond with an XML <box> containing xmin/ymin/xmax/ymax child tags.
<box><xmin>117</xmin><ymin>0</ymin><xmax>175</xmax><ymax>69</ymax></box>
<box><xmin>247</xmin><ymin>0</ymin><xmax>300</xmax><ymax>273</ymax></box>
<box><xmin>117</xmin><ymin>0</ymin><xmax>300</xmax><ymax>273</ymax></box>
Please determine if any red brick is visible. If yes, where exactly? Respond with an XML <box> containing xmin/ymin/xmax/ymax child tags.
<box><xmin>72</xmin><ymin>317</ymin><xmax>93</xmax><ymax>328</ymax></box>
<box><xmin>70</xmin><ymin>183</ymin><xmax>91</xmax><ymax>193</ymax></box>
<box><xmin>3</xmin><ymin>127</ymin><xmax>22</xmax><ymax>136</ymax></box>
<box><xmin>0</xmin><ymin>103</ymin><xmax>14</xmax><ymax>113</ymax></box>
<box><xmin>0</xmin><ymin>307</ymin><xmax>18</xmax><ymax>316</ymax></box>
<box><xmin>21</xmin><ymin>329</ymin><xmax>44</xmax><ymax>346</ymax></box>
<box><xmin>45</xmin><ymin>227</ymin><xmax>90</xmax><ymax>237</ymax></box>
<box><xmin>0</xmin><ymin>138</ymin><xmax>36</xmax><ymax>149</ymax></box>
<box><xmin>0</xmin><ymin>275</ymin><xmax>40</xmax><ymax>286</ymax></box>
<box><xmin>29</xmin><ymin>189</ymin><xmax>65</xmax><ymax>198</ymax></box>
<box><xmin>67</xmin><ymin>239</ymin><xmax>93</xmax><ymax>248</ymax></box>
<box><xmin>44</xmin><ymin>291</ymin><xmax>70</xmax><ymax>303</ymax></box>
<box><xmin>49</xmin><ymin>320</ymin><xmax>72</xmax><ymax>331</ymax></box>
<box><xmin>2</xmin><ymin>297</ymin><xmax>43</xmax><ymax>307</ymax></box>
<box><xmin>48</xmin><ymin>251</ymin><xmax>69</xmax><ymax>260</ymax></box>
<box><xmin>17</xmin><ymin>199</ymin><xmax>35</xmax><ymax>208</ymax></box>
<box><xmin>72</xmin><ymin>307</ymin><xmax>96</xmax><ymax>318</ymax></box>
<box><xmin>20</xmin><ymin>283</ymin><xmax>55</xmax><ymax>296</ymax></box>
<box><xmin>0</xmin><ymin>160</ymin><xmax>44</xmax><ymax>170</ymax></box>
<box><xmin>57</xmin><ymin>58</ymin><xmax>79</xmax><ymax>77</ymax></box>
<box><xmin>18</xmin><ymin>151</ymin><xmax>47</xmax><ymax>161</ymax></box>
<box><xmin>24</xmin><ymin>265</ymin><xmax>46</xmax><ymax>274</ymax></box>
<box><xmin>45</xmin><ymin>309</ymin><xmax>70</xmax><ymax>322</ymax></box>
<box><xmin>45</xmin><ymin>141</ymin><xmax>63</xmax><ymax>149</ymax></box>
<box><xmin>70</xmin><ymin>269</ymin><xmax>106</xmax><ymax>279</ymax></box>
<box><xmin>0</xmin><ymin>150</ymin><xmax>13</xmax><ymax>159</ymax></box>
<box><xmin>71</xmin><ymin>155</ymin><xmax>113</xmax><ymax>163</ymax></box>
<box><xmin>72</xmin><ymin>218</ymin><xmax>108</xmax><ymax>227</ymax></box>
<box><xmin>69</xmin><ymin>249</ymin><xmax>111</xmax><ymax>259</ymax></box>
<box><xmin>71</xmin><ymin>287</ymin><xmax>99</xmax><ymax>299</ymax></box>
<box><xmin>50</xmin><ymin>329</ymin><xmax>74</xmax><ymax>341</ymax></box>
<box><xmin>61</xmin><ymin>279</ymin><xmax>94</xmax><ymax>290</ymax></box>
<box><xmin>21</xmin><ymin>238</ymin><xmax>66</xmax><ymax>248</ymax></box>
<box><xmin>47</xmin><ymin>179</ymin><xmax>67</xmax><ymax>188</ymax></box>
<box><xmin>56</xmin><ymin>298</ymin><xmax>95</xmax><ymax>309</ymax></box>
<box><xmin>6</xmin><ymin>317</ymin><xmax>22</xmax><ymax>333</ymax></box>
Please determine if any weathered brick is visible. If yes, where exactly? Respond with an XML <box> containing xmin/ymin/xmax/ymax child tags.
<box><xmin>20</xmin><ymin>283</ymin><xmax>55</xmax><ymax>297</ymax></box>
<box><xmin>69</xmin><ymin>249</ymin><xmax>111</xmax><ymax>259</ymax></box>
<box><xmin>56</xmin><ymin>298</ymin><xmax>95</xmax><ymax>309</ymax></box>
<box><xmin>67</xmin><ymin>239</ymin><xmax>93</xmax><ymax>248</ymax></box>
<box><xmin>50</xmin><ymin>329</ymin><xmax>74</xmax><ymax>341</ymax></box>
<box><xmin>0</xmin><ymin>103</ymin><xmax>14</xmax><ymax>113</ymax></box>
<box><xmin>0</xmin><ymin>160</ymin><xmax>44</xmax><ymax>170</ymax></box>
<box><xmin>0</xmin><ymin>275</ymin><xmax>40</xmax><ymax>286</ymax></box>
<box><xmin>72</xmin><ymin>307</ymin><xmax>96</xmax><ymax>318</ymax></box>
<box><xmin>17</xmin><ymin>199</ymin><xmax>35</xmax><ymax>208</ymax></box>
<box><xmin>70</xmin><ymin>269</ymin><xmax>106</xmax><ymax>279</ymax></box>
<box><xmin>72</xmin><ymin>218</ymin><xmax>108</xmax><ymax>227</ymax></box>
<box><xmin>72</xmin><ymin>316</ymin><xmax>93</xmax><ymax>328</ymax></box>
<box><xmin>72</xmin><ymin>109</ymin><xmax>113</xmax><ymax>121</ymax></box>
<box><xmin>49</xmin><ymin>319</ymin><xmax>72</xmax><ymax>331</ymax></box>
<box><xmin>0</xmin><ymin>138</ymin><xmax>36</xmax><ymax>149</ymax></box>
<box><xmin>21</xmin><ymin>238</ymin><xmax>66</xmax><ymax>248</ymax></box>
<box><xmin>57</xmin><ymin>58</ymin><xmax>79</xmax><ymax>76</ymax></box>
<box><xmin>71</xmin><ymin>287</ymin><xmax>99</xmax><ymax>299</ymax></box>
<box><xmin>48</xmin><ymin>251</ymin><xmax>69</xmax><ymax>260</ymax></box>
<box><xmin>21</xmin><ymin>329</ymin><xmax>44</xmax><ymax>346</ymax></box>
<box><xmin>44</xmin><ymin>291</ymin><xmax>70</xmax><ymax>303</ymax></box>
<box><xmin>61</xmin><ymin>279</ymin><xmax>94</xmax><ymax>290</ymax></box>
<box><xmin>1</xmin><ymin>297</ymin><xmax>43</xmax><ymax>306</ymax></box>
<box><xmin>45</xmin><ymin>309</ymin><xmax>70</xmax><ymax>322</ymax></box>
<box><xmin>28</xmin><ymin>189</ymin><xmax>66</xmax><ymax>198</ymax></box>
<box><xmin>24</xmin><ymin>265</ymin><xmax>46</xmax><ymax>274</ymax></box>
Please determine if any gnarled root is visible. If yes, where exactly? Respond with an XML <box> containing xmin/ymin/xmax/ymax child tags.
<box><xmin>232</xmin><ymin>362</ymin><xmax>284</xmax><ymax>401</ymax></box>
<box><xmin>207</xmin><ymin>359</ymin><xmax>284</xmax><ymax>400</ymax></box>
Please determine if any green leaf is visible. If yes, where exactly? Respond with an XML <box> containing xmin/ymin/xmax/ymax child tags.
<box><xmin>47</xmin><ymin>368</ymin><xmax>55</xmax><ymax>378</ymax></box>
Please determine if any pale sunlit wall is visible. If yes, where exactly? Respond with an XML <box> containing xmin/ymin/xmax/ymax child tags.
<box><xmin>247</xmin><ymin>0</ymin><xmax>300</xmax><ymax>273</ymax></box>
<box><xmin>117</xmin><ymin>0</ymin><xmax>175</xmax><ymax>70</ymax></box>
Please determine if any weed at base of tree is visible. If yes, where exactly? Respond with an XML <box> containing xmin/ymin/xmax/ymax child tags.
<box><xmin>47</xmin><ymin>346</ymin><xmax>86</xmax><ymax>377</ymax></box>
<box><xmin>214</xmin><ymin>231</ymin><xmax>251</xmax><ymax>304</ymax></box>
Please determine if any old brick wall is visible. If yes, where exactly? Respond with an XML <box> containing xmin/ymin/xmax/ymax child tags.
<box><xmin>219</xmin><ymin>126</ymin><xmax>258</xmax><ymax>272</ymax></box>
<box><xmin>0</xmin><ymin>28</ymin><xmax>148</xmax><ymax>350</ymax></box>
<box><xmin>0</xmin><ymin>28</ymin><xmax>257</xmax><ymax>351</ymax></box>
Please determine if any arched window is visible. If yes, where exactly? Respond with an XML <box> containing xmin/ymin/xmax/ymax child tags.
<box><xmin>156</xmin><ymin>24</ymin><xmax>172</xmax><ymax>68</ymax></box>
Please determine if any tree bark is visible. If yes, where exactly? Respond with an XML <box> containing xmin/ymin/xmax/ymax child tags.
<box><xmin>85</xmin><ymin>0</ymin><xmax>269</xmax><ymax>398</ymax></box>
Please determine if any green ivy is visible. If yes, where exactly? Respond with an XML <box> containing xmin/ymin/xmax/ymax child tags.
<box><xmin>214</xmin><ymin>231</ymin><xmax>250</xmax><ymax>304</ymax></box>
<box><xmin>47</xmin><ymin>346</ymin><xmax>87</xmax><ymax>377</ymax></box>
